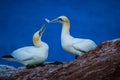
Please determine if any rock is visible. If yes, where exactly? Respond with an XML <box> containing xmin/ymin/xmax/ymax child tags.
<box><xmin>0</xmin><ymin>39</ymin><xmax>120</xmax><ymax>80</ymax></box>
<box><xmin>0</xmin><ymin>65</ymin><xmax>16</xmax><ymax>80</ymax></box>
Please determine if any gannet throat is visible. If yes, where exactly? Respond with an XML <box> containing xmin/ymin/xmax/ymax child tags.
<box><xmin>33</xmin><ymin>24</ymin><xmax>47</xmax><ymax>47</ymax></box>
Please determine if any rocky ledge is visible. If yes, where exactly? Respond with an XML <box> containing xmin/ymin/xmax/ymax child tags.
<box><xmin>0</xmin><ymin>39</ymin><xmax>120</xmax><ymax>80</ymax></box>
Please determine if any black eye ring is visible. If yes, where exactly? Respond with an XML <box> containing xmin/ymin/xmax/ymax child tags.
<box><xmin>58</xmin><ymin>18</ymin><xmax>63</xmax><ymax>21</ymax></box>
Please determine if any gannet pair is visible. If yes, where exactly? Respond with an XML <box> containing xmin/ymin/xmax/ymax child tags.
<box><xmin>45</xmin><ymin>16</ymin><xmax>97</xmax><ymax>59</ymax></box>
<box><xmin>1</xmin><ymin>24</ymin><xmax>49</xmax><ymax>67</ymax></box>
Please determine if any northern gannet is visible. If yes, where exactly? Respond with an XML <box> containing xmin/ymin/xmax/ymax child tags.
<box><xmin>45</xmin><ymin>16</ymin><xmax>97</xmax><ymax>59</ymax></box>
<box><xmin>0</xmin><ymin>24</ymin><xmax>49</xmax><ymax>67</ymax></box>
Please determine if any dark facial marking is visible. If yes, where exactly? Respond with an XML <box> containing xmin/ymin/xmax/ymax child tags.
<box><xmin>58</xmin><ymin>18</ymin><xmax>63</xmax><ymax>22</ymax></box>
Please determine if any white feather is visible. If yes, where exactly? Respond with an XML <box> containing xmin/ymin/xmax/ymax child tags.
<box><xmin>11</xmin><ymin>42</ymin><xmax>49</xmax><ymax>65</ymax></box>
<box><xmin>72</xmin><ymin>38</ymin><xmax>97</xmax><ymax>52</ymax></box>
<box><xmin>45</xmin><ymin>18</ymin><xmax>50</xmax><ymax>23</ymax></box>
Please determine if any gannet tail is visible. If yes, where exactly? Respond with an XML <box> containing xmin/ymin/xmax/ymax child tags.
<box><xmin>0</xmin><ymin>55</ymin><xmax>17</xmax><ymax>62</ymax></box>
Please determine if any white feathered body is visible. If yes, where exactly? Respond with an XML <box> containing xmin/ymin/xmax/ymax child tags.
<box><xmin>11</xmin><ymin>42</ymin><xmax>49</xmax><ymax>66</ymax></box>
<box><xmin>61</xmin><ymin>35</ymin><xmax>97</xmax><ymax>56</ymax></box>
<box><xmin>58</xmin><ymin>16</ymin><xmax>97</xmax><ymax>56</ymax></box>
<box><xmin>1</xmin><ymin>24</ymin><xmax>49</xmax><ymax>66</ymax></box>
<box><xmin>45</xmin><ymin>16</ymin><xmax>97</xmax><ymax>57</ymax></box>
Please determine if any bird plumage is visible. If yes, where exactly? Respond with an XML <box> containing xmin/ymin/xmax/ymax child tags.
<box><xmin>46</xmin><ymin>16</ymin><xmax>97</xmax><ymax>58</ymax></box>
<box><xmin>1</xmin><ymin>24</ymin><xmax>49</xmax><ymax>66</ymax></box>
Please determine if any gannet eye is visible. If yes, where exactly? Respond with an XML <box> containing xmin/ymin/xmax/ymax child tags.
<box><xmin>58</xmin><ymin>18</ymin><xmax>63</xmax><ymax>22</ymax></box>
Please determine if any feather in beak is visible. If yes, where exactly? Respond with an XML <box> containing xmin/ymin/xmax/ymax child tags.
<box><xmin>45</xmin><ymin>18</ymin><xmax>62</xmax><ymax>23</ymax></box>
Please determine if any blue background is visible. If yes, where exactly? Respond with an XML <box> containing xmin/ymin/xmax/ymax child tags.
<box><xmin>0</xmin><ymin>0</ymin><xmax>120</xmax><ymax>67</ymax></box>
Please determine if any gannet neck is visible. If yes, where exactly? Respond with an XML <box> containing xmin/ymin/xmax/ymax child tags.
<box><xmin>62</xmin><ymin>20</ymin><xmax>70</xmax><ymax>34</ymax></box>
<box><xmin>61</xmin><ymin>18</ymin><xmax>70</xmax><ymax>37</ymax></box>
<box><xmin>33</xmin><ymin>24</ymin><xmax>47</xmax><ymax>48</ymax></box>
<box><xmin>33</xmin><ymin>31</ymin><xmax>41</xmax><ymax>47</ymax></box>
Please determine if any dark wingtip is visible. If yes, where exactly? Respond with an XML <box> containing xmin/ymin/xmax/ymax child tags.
<box><xmin>1</xmin><ymin>55</ymin><xmax>13</xmax><ymax>58</ymax></box>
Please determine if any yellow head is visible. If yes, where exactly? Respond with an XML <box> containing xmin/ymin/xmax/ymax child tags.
<box><xmin>50</xmin><ymin>16</ymin><xmax>70</xmax><ymax>29</ymax></box>
<box><xmin>51</xmin><ymin>16</ymin><xmax>69</xmax><ymax>23</ymax></box>
<box><xmin>33</xmin><ymin>24</ymin><xmax>47</xmax><ymax>47</ymax></box>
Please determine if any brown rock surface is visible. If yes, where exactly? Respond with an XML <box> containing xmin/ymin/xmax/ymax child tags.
<box><xmin>0</xmin><ymin>39</ymin><xmax>120</xmax><ymax>80</ymax></box>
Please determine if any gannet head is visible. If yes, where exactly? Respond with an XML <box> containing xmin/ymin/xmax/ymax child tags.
<box><xmin>33</xmin><ymin>24</ymin><xmax>47</xmax><ymax>47</ymax></box>
<box><xmin>50</xmin><ymin>16</ymin><xmax>69</xmax><ymax>23</ymax></box>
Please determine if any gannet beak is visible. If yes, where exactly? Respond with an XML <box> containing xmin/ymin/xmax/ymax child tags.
<box><xmin>39</xmin><ymin>24</ymin><xmax>47</xmax><ymax>36</ymax></box>
<box><xmin>45</xmin><ymin>17</ymin><xmax>63</xmax><ymax>23</ymax></box>
<box><xmin>50</xmin><ymin>18</ymin><xmax>63</xmax><ymax>23</ymax></box>
<box><xmin>50</xmin><ymin>18</ymin><xmax>59</xmax><ymax>23</ymax></box>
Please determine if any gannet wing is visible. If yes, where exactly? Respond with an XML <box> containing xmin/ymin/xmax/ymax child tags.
<box><xmin>12</xmin><ymin>52</ymin><xmax>33</xmax><ymax>61</ymax></box>
<box><xmin>0</xmin><ymin>55</ymin><xmax>17</xmax><ymax>61</ymax></box>
<box><xmin>72</xmin><ymin>39</ymin><xmax>97</xmax><ymax>52</ymax></box>
<box><xmin>11</xmin><ymin>47</ymin><xmax>35</xmax><ymax>61</ymax></box>
<box><xmin>0</xmin><ymin>54</ymin><xmax>33</xmax><ymax>62</ymax></box>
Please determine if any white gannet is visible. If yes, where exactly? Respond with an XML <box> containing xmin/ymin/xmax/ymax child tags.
<box><xmin>45</xmin><ymin>16</ymin><xmax>97</xmax><ymax>59</ymax></box>
<box><xmin>0</xmin><ymin>24</ymin><xmax>49</xmax><ymax>67</ymax></box>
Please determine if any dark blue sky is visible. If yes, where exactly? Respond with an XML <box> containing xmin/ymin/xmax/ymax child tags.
<box><xmin>0</xmin><ymin>0</ymin><xmax>120</xmax><ymax>67</ymax></box>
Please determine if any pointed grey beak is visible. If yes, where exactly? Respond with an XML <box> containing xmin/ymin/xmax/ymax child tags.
<box><xmin>50</xmin><ymin>18</ymin><xmax>63</xmax><ymax>23</ymax></box>
<box><xmin>50</xmin><ymin>18</ymin><xmax>59</xmax><ymax>23</ymax></box>
<box><xmin>39</xmin><ymin>24</ymin><xmax>47</xmax><ymax>36</ymax></box>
